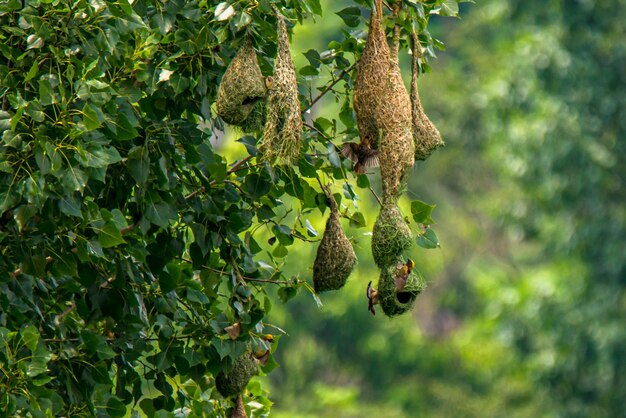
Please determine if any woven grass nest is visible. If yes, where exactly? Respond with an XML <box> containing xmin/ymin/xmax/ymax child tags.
<box><xmin>378</xmin><ymin>257</ymin><xmax>426</xmax><ymax>317</ymax></box>
<box><xmin>350</xmin><ymin>0</ymin><xmax>389</xmax><ymax>162</ymax></box>
<box><xmin>350</xmin><ymin>0</ymin><xmax>414</xmax><ymax>199</ymax></box>
<box><xmin>378</xmin><ymin>12</ymin><xmax>415</xmax><ymax>201</ymax></box>
<box><xmin>215</xmin><ymin>352</ymin><xmax>258</xmax><ymax>398</ymax></box>
<box><xmin>371</xmin><ymin>202</ymin><xmax>412</xmax><ymax>268</ymax></box>
<box><xmin>258</xmin><ymin>7</ymin><xmax>303</xmax><ymax>165</ymax></box>
<box><xmin>411</xmin><ymin>30</ymin><xmax>444</xmax><ymax>160</ymax></box>
<box><xmin>231</xmin><ymin>395</ymin><xmax>248</xmax><ymax>418</ymax></box>
<box><xmin>216</xmin><ymin>36</ymin><xmax>267</xmax><ymax>132</ymax></box>
<box><xmin>313</xmin><ymin>185</ymin><xmax>357</xmax><ymax>293</ymax></box>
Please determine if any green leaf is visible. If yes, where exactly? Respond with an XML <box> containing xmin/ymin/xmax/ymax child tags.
<box><xmin>273</xmin><ymin>244</ymin><xmax>288</xmax><ymax>258</ymax></box>
<box><xmin>356</xmin><ymin>174</ymin><xmax>370</xmax><ymax>189</ymax></box>
<box><xmin>82</xmin><ymin>103</ymin><xmax>103</xmax><ymax>131</ymax></box>
<box><xmin>237</xmin><ymin>135</ymin><xmax>258</xmax><ymax>156</ymax></box>
<box><xmin>433</xmin><ymin>0</ymin><xmax>460</xmax><ymax>17</ymax></box>
<box><xmin>80</xmin><ymin>330</ymin><xmax>116</xmax><ymax>360</ymax></box>
<box><xmin>349</xmin><ymin>211</ymin><xmax>366</xmax><ymax>228</ymax></box>
<box><xmin>303</xmin><ymin>49</ymin><xmax>321</xmax><ymax>68</ymax></box>
<box><xmin>298</xmin><ymin>158</ymin><xmax>318</xmax><ymax>178</ymax></box>
<box><xmin>278</xmin><ymin>285</ymin><xmax>298</xmax><ymax>304</ymax></box>
<box><xmin>146</xmin><ymin>201</ymin><xmax>177</xmax><ymax>228</ymax></box>
<box><xmin>187</xmin><ymin>288</ymin><xmax>209</xmax><ymax>304</ymax></box>
<box><xmin>106</xmin><ymin>397</ymin><xmax>127</xmax><ymax>418</ymax></box>
<box><xmin>299</xmin><ymin>65</ymin><xmax>319</xmax><ymax>76</ymax></box>
<box><xmin>99</xmin><ymin>221</ymin><xmax>126</xmax><ymax>248</ymax></box>
<box><xmin>22</xmin><ymin>325</ymin><xmax>39</xmax><ymax>352</ymax></box>
<box><xmin>336</xmin><ymin>7</ymin><xmax>361</xmax><ymax>27</ymax></box>
<box><xmin>58</xmin><ymin>195</ymin><xmax>82</xmax><ymax>218</ymax></box>
<box><xmin>127</xmin><ymin>146</ymin><xmax>150</xmax><ymax>186</ymax></box>
<box><xmin>111</xmin><ymin>208</ymin><xmax>128</xmax><ymax>230</ymax></box>
<box><xmin>212</xmin><ymin>338</ymin><xmax>246</xmax><ymax>360</ymax></box>
<box><xmin>97</xmin><ymin>343</ymin><xmax>116</xmax><ymax>360</ymax></box>
<box><xmin>114</xmin><ymin>113</ymin><xmax>139</xmax><ymax>140</ymax></box>
<box><xmin>78</xmin><ymin>146</ymin><xmax>122</xmax><ymax>168</ymax></box>
<box><xmin>61</xmin><ymin>167</ymin><xmax>88</xmax><ymax>192</ymax></box>
<box><xmin>273</xmin><ymin>225</ymin><xmax>294</xmax><ymax>246</ymax></box>
<box><xmin>416</xmin><ymin>228</ymin><xmax>440</xmax><ymax>249</ymax></box>
<box><xmin>339</xmin><ymin>98</ymin><xmax>354</xmax><ymax>127</ymax></box>
<box><xmin>244</xmin><ymin>173</ymin><xmax>271</xmax><ymax>199</ymax></box>
<box><xmin>24</xmin><ymin>60</ymin><xmax>39</xmax><ymax>83</ymax></box>
<box><xmin>411</xmin><ymin>200</ymin><xmax>436</xmax><ymax>224</ymax></box>
<box><xmin>306</xmin><ymin>0</ymin><xmax>323</xmax><ymax>16</ymax></box>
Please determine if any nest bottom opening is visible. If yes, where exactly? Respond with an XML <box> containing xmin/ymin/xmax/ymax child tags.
<box><xmin>396</xmin><ymin>291</ymin><xmax>413</xmax><ymax>304</ymax></box>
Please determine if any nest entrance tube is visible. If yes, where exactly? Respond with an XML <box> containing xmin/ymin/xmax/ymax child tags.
<box><xmin>396</xmin><ymin>291</ymin><xmax>412</xmax><ymax>304</ymax></box>
<box><xmin>313</xmin><ymin>184</ymin><xmax>357</xmax><ymax>293</ymax></box>
<box><xmin>216</xmin><ymin>36</ymin><xmax>267</xmax><ymax>131</ymax></box>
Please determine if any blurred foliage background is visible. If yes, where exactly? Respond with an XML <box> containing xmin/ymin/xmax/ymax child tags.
<box><xmin>259</xmin><ymin>0</ymin><xmax>626</xmax><ymax>417</ymax></box>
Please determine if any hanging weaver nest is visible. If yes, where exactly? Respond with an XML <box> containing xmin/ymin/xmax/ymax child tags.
<box><xmin>411</xmin><ymin>30</ymin><xmax>443</xmax><ymax>160</ymax></box>
<box><xmin>348</xmin><ymin>0</ymin><xmax>389</xmax><ymax>171</ymax></box>
<box><xmin>215</xmin><ymin>352</ymin><xmax>258</xmax><ymax>398</ymax></box>
<box><xmin>313</xmin><ymin>184</ymin><xmax>357</xmax><ymax>293</ymax></box>
<box><xmin>378</xmin><ymin>257</ymin><xmax>426</xmax><ymax>317</ymax></box>
<box><xmin>258</xmin><ymin>7</ymin><xmax>303</xmax><ymax>165</ymax></box>
<box><xmin>377</xmin><ymin>16</ymin><xmax>415</xmax><ymax>201</ymax></box>
<box><xmin>216</xmin><ymin>36</ymin><xmax>267</xmax><ymax>131</ymax></box>
<box><xmin>371</xmin><ymin>202</ymin><xmax>412</xmax><ymax>268</ymax></box>
<box><xmin>231</xmin><ymin>395</ymin><xmax>248</xmax><ymax>418</ymax></box>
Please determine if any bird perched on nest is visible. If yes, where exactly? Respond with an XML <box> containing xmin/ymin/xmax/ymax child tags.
<box><xmin>253</xmin><ymin>334</ymin><xmax>274</xmax><ymax>366</ymax></box>
<box><xmin>395</xmin><ymin>258</ymin><xmax>415</xmax><ymax>292</ymax></box>
<box><xmin>367</xmin><ymin>281</ymin><xmax>379</xmax><ymax>315</ymax></box>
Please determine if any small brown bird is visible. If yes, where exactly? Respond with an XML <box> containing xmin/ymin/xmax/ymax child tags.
<box><xmin>394</xmin><ymin>258</ymin><xmax>415</xmax><ymax>291</ymax></box>
<box><xmin>342</xmin><ymin>140</ymin><xmax>379</xmax><ymax>174</ymax></box>
<box><xmin>253</xmin><ymin>334</ymin><xmax>274</xmax><ymax>366</ymax></box>
<box><xmin>367</xmin><ymin>281</ymin><xmax>379</xmax><ymax>315</ymax></box>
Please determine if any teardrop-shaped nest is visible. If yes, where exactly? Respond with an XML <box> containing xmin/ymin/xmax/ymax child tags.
<box><xmin>231</xmin><ymin>395</ymin><xmax>248</xmax><ymax>418</ymax></box>
<box><xmin>216</xmin><ymin>36</ymin><xmax>267</xmax><ymax>131</ymax></box>
<box><xmin>377</xmin><ymin>21</ymin><xmax>415</xmax><ymax>201</ymax></box>
<box><xmin>371</xmin><ymin>202</ymin><xmax>412</xmax><ymax>268</ymax></box>
<box><xmin>378</xmin><ymin>257</ymin><xmax>426</xmax><ymax>317</ymax></box>
<box><xmin>259</xmin><ymin>8</ymin><xmax>303</xmax><ymax>165</ymax></box>
<box><xmin>313</xmin><ymin>185</ymin><xmax>357</xmax><ymax>293</ymax></box>
<box><xmin>411</xmin><ymin>30</ymin><xmax>443</xmax><ymax>160</ymax></box>
<box><xmin>215</xmin><ymin>352</ymin><xmax>258</xmax><ymax>398</ymax></box>
<box><xmin>353</xmin><ymin>0</ymin><xmax>390</xmax><ymax>151</ymax></box>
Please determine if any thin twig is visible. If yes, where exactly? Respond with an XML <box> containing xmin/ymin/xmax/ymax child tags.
<box><xmin>369</xmin><ymin>185</ymin><xmax>383</xmax><ymax>207</ymax></box>
<box><xmin>186</xmin><ymin>260</ymin><xmax>291</xmax><ymax>286</ymax></box>
<box><xmin>303</xmin><ymin>63</ymin><xmax>356</xmax><ymax>113</ymax></box>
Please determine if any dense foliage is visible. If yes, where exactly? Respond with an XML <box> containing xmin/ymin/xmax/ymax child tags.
<box><xmin>0</xmin><ymin>0</ymin><xmax>466</xmax><ymax>416</ymax></box>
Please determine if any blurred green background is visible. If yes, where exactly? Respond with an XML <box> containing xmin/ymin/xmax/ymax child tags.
<box><xmin>235</xmin><ymin>1</ymin><xmax>626</xmax><ymax>417</ymax></box>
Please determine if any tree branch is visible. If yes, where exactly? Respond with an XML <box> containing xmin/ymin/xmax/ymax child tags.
<box><xmin>303</xmin><ymin>63</ymin><xmax>356</xmax><ymax>113</ymax></box>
